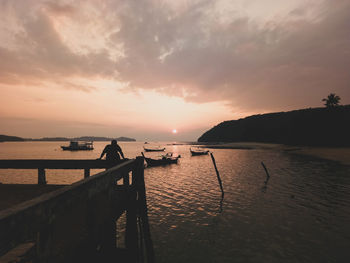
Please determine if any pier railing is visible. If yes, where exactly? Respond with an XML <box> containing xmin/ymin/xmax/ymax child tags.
<box><xmin>0</xmin><ymin>157</ymin><xmax>154</xmax><ymax>263</ymax></box>
<box><xmin>0</xmin><ymin>159</ymin><xmax>124</xmax><ymax>184</ymax></box>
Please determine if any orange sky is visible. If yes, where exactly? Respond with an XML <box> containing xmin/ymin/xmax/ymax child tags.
<box><xmin>0</xmin><ymin>0</ymin><xmax>349</xmax><ymax>140</ymax></box>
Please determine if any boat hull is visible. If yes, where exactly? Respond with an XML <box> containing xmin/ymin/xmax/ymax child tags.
<box><xmin>190</xmin><ymin>150</ymin><xmax>209</xmax><ymax>156</ymax></box>
<box><xmin>61</xmin><ymin>141</ymin><xmax>94</xmax><ymax>151</ymax></box>
<box><xmin>61</xmin><ymin>146</ymin><xmax>94</xmax><ymax>151</ymax></box>
<box><xmin>143</xmin><ymin>148</ymin><xmax>165</xmax><ymax>152</ymax></box>
<box><xmin>144</xmin><ymin>157</ymin><xmax>178</xmax><ymax>167</ymax></box>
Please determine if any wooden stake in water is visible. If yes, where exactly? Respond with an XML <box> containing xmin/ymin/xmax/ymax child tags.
<box><xmin>210</xmin><ymin>152</ymin><xmax>224</xmax><ymax>197</ymax></box>
<box><xmin>261</xmin><ymin>161</ymin><xmax>270</xmax><ymax>183</ymax></box>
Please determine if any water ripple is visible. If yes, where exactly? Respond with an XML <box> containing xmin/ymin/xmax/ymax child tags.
<box><xmin>1</xmin><ymin>142</ymin><xmax>350</xmax><ymax>263</ymax></box>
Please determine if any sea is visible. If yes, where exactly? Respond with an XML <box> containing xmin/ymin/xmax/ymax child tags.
<box><xmin>0</xmin><ymin>141</ymin><xmax>350</xmax><ymax>263</ymax></box>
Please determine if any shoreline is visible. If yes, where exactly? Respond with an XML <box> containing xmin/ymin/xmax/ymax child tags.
<box><xmin>196</xmin><ymin>142</ymin><xmax>350</xmax><ymax>166</ymax></box>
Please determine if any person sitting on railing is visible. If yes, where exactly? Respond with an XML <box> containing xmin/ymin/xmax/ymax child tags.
<box><xmin>97</xmin><ymin>140</ymin><xmax>125</xmax><ymax>162</ymax></box>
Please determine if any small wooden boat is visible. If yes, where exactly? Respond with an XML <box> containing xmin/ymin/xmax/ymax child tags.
<box><xmin>143</xmin><ymin>146</ymin><xmax>165</xmax><ymax>152</ymax></box>
<box><xmin>163</xmin><ymin>152</ymin><xmax>181</xmax><ymax>158</ymax></box>
<box><xmin>190</xmin><ymin>147</ymin><xmax>209</xmax><ymax>156</ymax></box>
<box><xmin>141</xmin><ymin>152</ymin><xmax>179</xmax><ymax>167</ymax></box>
<box><xmin>61</xmin><ymin>141</ymin><xmax>94</xmax><ymax>151</ymax></box>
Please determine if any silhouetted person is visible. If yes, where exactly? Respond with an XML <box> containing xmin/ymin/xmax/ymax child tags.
<box><xmin>98</xmin><ymin>140</ymin><xmax>125</xmax><ymax>162</ymax></box>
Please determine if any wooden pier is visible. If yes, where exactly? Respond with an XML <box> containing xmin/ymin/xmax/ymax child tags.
<box><xmin>0</xmin><ymin>157</ymin><xmax>154</xmax><ymax>263</ymax></box>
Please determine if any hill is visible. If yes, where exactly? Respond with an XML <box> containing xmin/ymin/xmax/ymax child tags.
<box><xmin>71</xmin><ymin>136</ymin><xmax>136</xmax><ymax>142</ymax></box>
<box><xmin>198</xmin><ymin>105</ymin><xmax>350</xmax><ymax>147</ymax></box>
<box><xmin>31</xmin><ymin>136</ymin><xmax>136</xmax><ymax>142</ymax></box>
<box><xmin>0</xmin><ymin>135</ymin><xmax>25</xmax><ymax>142</ymax></box>
<box><xmin>0</xmin><ymin>135</ymin><xmax>136</xmax><ymax>142</ymax></box>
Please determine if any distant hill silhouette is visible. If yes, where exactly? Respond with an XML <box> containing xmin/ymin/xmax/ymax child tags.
<box><xmin>198</xmin><ymin>105</ymin><xmax>350</xmax><ymax>147</ymax></box>
<box><xmin>33</xmin><ymin>137</ymin><xmax>70</xmax><ymax>141</ymax></box>
<box><xmin>0</xmin><ymin>135</ymin><xmax>136</xmax><ymax>142</ymax></box>
<box><xmin>73</xmin><ymin>136</ymin><xmax>136</xmax><ymax>142</ymax></box>
<box><xmin>0</xmin><ymin>135</ymin><xmax>25</xmax><ymax>142</ymax></box>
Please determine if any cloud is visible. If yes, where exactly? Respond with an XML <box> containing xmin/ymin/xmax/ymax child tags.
<box><xmin>44</xmin><ymin>2</ymin><xmax>76</xmax><ymax>16</ymax></box>
<box><xmin>0</xmin><ymin>116</ymin><xmax>135</xmax><ymax>138</ymax></box>
<box><xmin>112</xmin><ymin>0</ymin><xmax>350</xmax><ymax>111</ymax></box>
<box><xmin>1</xmin><ymin>0</ymin><xmax>349</xmax><ymax>112</ymax></box>
<box><xmin>0</xmin><ymin>0</ymin><xmax>115</xmax><ymax>90</ymax></box>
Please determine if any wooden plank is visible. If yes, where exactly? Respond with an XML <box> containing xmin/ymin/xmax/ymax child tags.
<box><xmin>0</xmin><ymin>159</ymin><xmax>136</xmax><ymax>257</ymax></box>
<box><xmin>0</xmin><ymin>184</ymin><xmax>66</xmax><ymax>211</ymax></box>
<box><xmin>0</xmin><ymin>242</ymin><xmax>35</xmax><ymax>263</ymax></box>
<box><xmin>0</xmin><ymin>159</ymin><xmax>129</xmax><ymax>169</ymax></box>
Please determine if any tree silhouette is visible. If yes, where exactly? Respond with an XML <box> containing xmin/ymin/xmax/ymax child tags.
<box><xmin>322</xmin><ymin>93</ymin><xmax>341</xmax><ymax>108</ymax></box>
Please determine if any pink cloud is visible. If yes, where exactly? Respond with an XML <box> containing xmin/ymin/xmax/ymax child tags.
<box><xmin>0</xmin><ymin>0</ymin><xmax>349</xmax><ymax>113</ymax></box>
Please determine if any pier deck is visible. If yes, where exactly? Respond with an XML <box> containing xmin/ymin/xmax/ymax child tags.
<box><xmin>0</xmin><ymin>157</ymin><xmax>154</xmax><ymax>263</ymax></box>
<box><xmin>0</xmin><ymin>184</ymin><xmax>66</xmax><ymax>211</ymax></box>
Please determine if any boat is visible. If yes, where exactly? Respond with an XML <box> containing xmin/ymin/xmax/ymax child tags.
<box><xmin>61</xmin><ymin>141</ymin><xmax>94</xmax><ymax>151</ymax></box>
<box><xmin>190</xmin><ymin>147</ymin><xmax>209</xmax><ymax>156</ymax></box>
<box><xmin>143</xmin><ymin>146</ymin><xmax>166</xmax><ymax>152</ymax></box>
<box><xmin>141</xmin><ymin>152</ymin><xmax>179</xmax><ymax>167</ymax></box>
<box><xmin>163</xmin><ymin>152</ymin><xmax>181</xmax><ymax>158</ymax></box>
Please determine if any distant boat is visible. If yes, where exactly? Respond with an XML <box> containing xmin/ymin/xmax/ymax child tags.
<box><xmin>141</xmin><ymin>152</ymin><xmax>179</xmax><ymax>167</ymax></box>
<box><xmin>143</xmin><ymin>146</ymin><xmax>166</xmax><ymax>152</ymax></box>
<box><xmin>61</xmin><ymin>141</ymin><xmax>94</xmax><ymax>151</ymax></box>
<box><xmin>190</xmin><ymin>147</ymin><xmax>209</xmax><ymax>156</ymax></box>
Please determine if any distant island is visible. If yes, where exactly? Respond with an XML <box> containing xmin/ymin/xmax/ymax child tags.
<box><xmin>0</xmin><ymin>135</ymin><xmax>136</xmax><ymax>142</ymax></box>
<box><xmin>0</xmin><ymin>135</ymin><xmax>25</xmax><ymax>142</ymax></box>
<box><xmin>198</xmin><ymin>105</ymin><xmax>350</xmax><ymax>147</ymax></box>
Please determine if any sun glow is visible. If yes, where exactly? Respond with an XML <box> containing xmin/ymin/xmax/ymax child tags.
<box><xmin>172</xmin><ymin>129</ymin><xmax>177</xmax><ymax>134</ymax></box>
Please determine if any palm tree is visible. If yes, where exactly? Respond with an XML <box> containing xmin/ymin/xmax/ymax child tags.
<box><xmin>322</xmin><ymin>93</ymin><xmax>341</xmax><ymax>108</ymax></box>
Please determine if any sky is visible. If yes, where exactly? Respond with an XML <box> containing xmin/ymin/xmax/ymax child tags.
<box><xmin>0</xmin><ymin>0</ymin><xmax>349</xmax><ymax>141</ymax></box>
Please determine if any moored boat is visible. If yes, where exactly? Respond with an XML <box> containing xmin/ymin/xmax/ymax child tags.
<box><xmin>141</xmin><ymin>152</ymin><xmax>179</xmax><ymax>167</ymax></box>
<box><xmin>61</xmin><ymin>141</ymin><xmax>94</xmax><ymax>151</ymax></box>
<box><xmin>143</xmin><ymin>146</ymin><xmax>166</xmax><ymax>152</ymax></box>
<box><xmin>190</xmin><ymin>147</ymin><xmax>209</xmax><ymax>156</ymax></box>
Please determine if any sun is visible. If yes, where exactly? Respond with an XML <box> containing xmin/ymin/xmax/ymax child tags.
<box><xmin>172</xmin><ymin>129</ymin><xmax>177</xmax><ymax>134</ymax></box>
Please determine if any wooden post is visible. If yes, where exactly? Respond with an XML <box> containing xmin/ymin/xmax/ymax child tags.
<box><xmin>135</xmin><ymin>156</ymin><xmax>155</xmax><ymax>263</ymax></box>
<box><xmin>84</xmin><ymin>168</ymin><xmax>90</xmax><ymax>178</ymax></box>
<box><xmin>137</xmin><ymin>216</ymin><xmax>145</xmax><ymax>263</ymax></box>
<box><xmin>261</xmin><ymin>161</ymin><xmax>270</xmax><ymax>184</ymax></box>
<box><xmin>123</xmin><ymin>172</ymin><xmax>130</xmax><ymax>186</ymax></box>
<box><xmin>210</xmin><ymin>153</ymin><xmax>224</xmax><ymax>197</ymax></box>
<box><xmin>125</xmin><ymin>188</ymin><xmax>138</xmax><ymax>262</ymax></box>
<box><xmin>38</xmin><ymin>168</ymin><xmax>46</xmax><ymax>185</ymax></box>
<box><xmin>261</xmin><ymin>162</ymin><xmax>270</xmax><ymax>178</ymax></box>
<box><xmin>125</xmin><ymin>158</ymin><xmax>144</xmax><ymax>261</ymax></box>
<box><xmin>36</xmin><ymin>224</ymin><xmax>52</xmax><ymax>261</ymax></box>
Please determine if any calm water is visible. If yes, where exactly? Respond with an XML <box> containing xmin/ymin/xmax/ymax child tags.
<box><xmin>1</xmin><ymin>142</ymin><xmax>350</xmax><ymax>262</ymax></box>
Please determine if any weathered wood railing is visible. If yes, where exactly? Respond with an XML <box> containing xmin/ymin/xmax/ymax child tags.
<box><xmin>0</xmin><ymin>159</ymin><xmax>121</xmax><ymax>184</ymax></box>
<box><xmin>0</xmin><ymin>157</ymin><xmax>154</xmax><ymax>263</ymax></box>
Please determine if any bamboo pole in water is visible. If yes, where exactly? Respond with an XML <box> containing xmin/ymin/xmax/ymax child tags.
<box><xmin>210</xmin><ymin>152</ymin><xmax>224</xmax><ymax>197</ymax></box>
<box><xmin>261</xmin><ymin>161</ymin><xmax>270</xmax><ymax>181</ymax></box>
